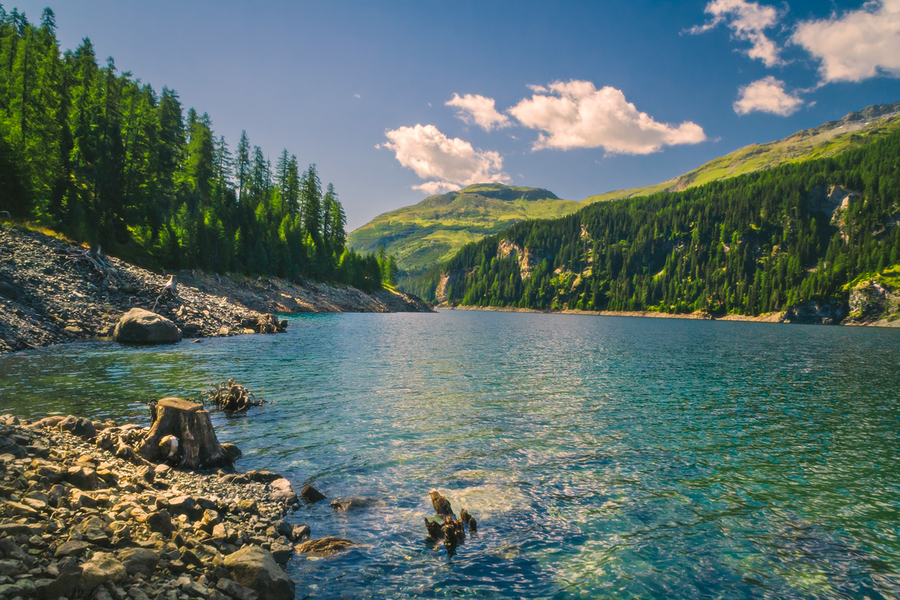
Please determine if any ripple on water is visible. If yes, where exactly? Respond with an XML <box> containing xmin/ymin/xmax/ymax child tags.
<box><xmin>1</xmin><ymin>312</ymin><xmax>900</xmax><ymax>598</ymax></box>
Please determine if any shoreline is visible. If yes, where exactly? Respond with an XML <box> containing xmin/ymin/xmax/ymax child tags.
<box><xmin>435</xmin><ymin>304</ymin><xmax>859</xmax><ymax>324</ymax></box>
<box><xmin>0</xmin><ymin>408</ymin><xmax>318</xmax><ymax>599</ymax></box>
<box><xmin>0</xmin><ymin>225</ymin><xmax>432</xmax><ymax>355</ymax></box>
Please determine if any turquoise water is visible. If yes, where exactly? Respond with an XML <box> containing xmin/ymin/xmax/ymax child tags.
<box><xmin>1</xmin><ymin>311</ymin><xmax>899</xmax><ymax>599</ymax></box>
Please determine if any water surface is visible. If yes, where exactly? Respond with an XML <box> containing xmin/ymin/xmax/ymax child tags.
<box><xmin>1</xmin><ymin>311</ymin><xmax>898</xmax><ymax>599</ymax></box>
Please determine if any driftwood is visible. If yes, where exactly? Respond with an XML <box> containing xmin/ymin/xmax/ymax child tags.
<box><xmin>200</xmin><ymin>379</ymin><xmax>263</xmax><ymax>412</ymax></box>
<box><xmin>151</xmin><ymin>275</ymin><xmax>178</xmax><ymax>311</ymax></box>
<box><xmin>65</xmin><ymin>243</ymin><xmax>118</xmax><ymax>284</ymax></box>
<box><xmin>136</xmin><ymin>398</ymin><xmax>231</xmax><ymax>470</ymax></box>
<box><xmin>424</xmin><ymin>490</ymin><xmax>477</xmax><ymax>555</ymax></box>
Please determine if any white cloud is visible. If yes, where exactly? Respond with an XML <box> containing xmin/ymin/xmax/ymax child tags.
<box><xmin>446</xmin><ymin>93</ymin><xmax>511</xmax><ymax>130</ymax></box>
<box><xmin>508</xmin><ymin>80</ymin><xmax>706</xmax><ymax>154</ymax></box>
<box><xmin>793</xmin><ymin>0</ymin><xmax>900</xmax><ymax>83</ymax></box>
<box><xmin>734</xmin><ymin>76</ymin><xmax>804</xmax><ymax>115</ymax></box>
<box><xmin>689</xmin><ymin>0</ymin><xmax>783</xmax><ymax>67</ymax></box>
<box><xmin>381</xmin><ymin>124</ymin><xmax>510</xmax><ymax>193</ymax></box>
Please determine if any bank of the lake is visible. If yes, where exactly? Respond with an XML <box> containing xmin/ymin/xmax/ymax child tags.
<box><xmin>2</xmin><ymin>310</ymin><xmax>899</xmax><ymax>599</ymax></box>
<box><xmin>0</xmin><ymin>225</ymin><xmax>432</xmax><ymax>354</ymax></box>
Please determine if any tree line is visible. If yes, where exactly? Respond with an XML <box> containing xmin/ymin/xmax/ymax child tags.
<box><xmin>0</xmin><ymin>7</ymin><xmax>385</xmax><ymax>290</ymax></box>
<box><xmin>404</xmin><ymin>127</ymin><xmax>900</xmax><ymax>314</ymax></box>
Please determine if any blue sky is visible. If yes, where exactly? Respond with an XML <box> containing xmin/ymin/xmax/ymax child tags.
<box><xmin>12</xmin><ymin>0</ymin><xmax>900</xmax><ymax>230</ymax></box>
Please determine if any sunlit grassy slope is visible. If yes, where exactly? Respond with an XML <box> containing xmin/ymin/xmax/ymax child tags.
<box><xmin>351</xmin><ymin>104</ymin><xmax>900</xmax><ymax>270</ymax></box>
<box><xmin>584</xmin><ymin>107</ymin><xmax>900</xmax><ymax>203</ymax></box>
<box><xmin>348</xmin><ymin>184</ymin><xmax>579</xmax><ymax>270</ymax></box>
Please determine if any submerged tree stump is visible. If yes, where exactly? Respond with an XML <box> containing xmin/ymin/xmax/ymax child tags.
<box><xmin>137</xmin><ymin>398</ymin><xmax>230</xmax><ymax>470</ymax></box>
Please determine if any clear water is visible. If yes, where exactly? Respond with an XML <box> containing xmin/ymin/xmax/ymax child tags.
<box><xmin>1</xmin><ymin>311</ymin><xmax>899</xmax><ymax>599</ymax></box>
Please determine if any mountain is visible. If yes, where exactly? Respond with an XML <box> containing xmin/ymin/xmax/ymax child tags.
<box><xmin>347</xmin><ymin>183</ymin><xmax>579</xmax><ymax>270</ymax></box>
<box><xmin>413</xmin><ymin>126</ymin><xmax>900</xmax><ymax>324</ymax></box>
<box><xmin>583</xmin><ymin>102</ymin><xmax>900</xmax><ymax>203</ymax></box>
<box><xmin>351</xmin><ymin>103</ymin><xmax>900</xmax><ymax>271</ymax></box>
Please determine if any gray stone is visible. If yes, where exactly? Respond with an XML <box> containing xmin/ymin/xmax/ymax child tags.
<box><xmin>216</xmin><ymin>578</ymin><xmax>259</xmax><ymax>600</ymax></box>
<box><xmin>269</xmin><ymin>478</ymin><xmax>297</xmax><ymax>505</ymax></box>
<box><xmin>78</xmin><ymin>552</ymin><xmax>127</xmax><ymax>590</ymax></box>
<box><xmin>81</xmin><ymin>515</ymin><xmax>113</xmax><ymax>546</ymax></box>
<box><xmin>113</xmin><ymin>308</ymin><xmax>183</xmax><ymax>344</ymax></box>
<box><xmin>223</xmin><ymin>546</ymin><xmax>294</xmax><ymax>600</ymax></box>
<box><xmin>54</xmin><ymin>540</ymin><xmax>91</xmax><ymax>558</ymax></box>
<box><xmin>117</xmin><ymin>547</ymin><xmax>159</xmax><ymax>577</ymax></box>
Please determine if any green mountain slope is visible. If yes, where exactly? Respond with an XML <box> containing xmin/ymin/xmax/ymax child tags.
<box><xmin>348</xmin><ymin>184</ymin><xmax>579</xmax><ymax>270</ymax></box>
<box><xmin>353</xmin><ymin>103</ymin><xmax>900</xmax><ymax>272</ymax></box>
<box><xmin>419</xmin><ymin>128</ymin><xmax>900</xmax><ymax>320</ymax></box>
<box><xmin>584</xmin><ymin>102</ymin><xmax>900</xmax><ymax>203</ymax></box>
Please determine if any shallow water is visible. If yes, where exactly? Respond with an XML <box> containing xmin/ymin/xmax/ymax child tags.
<box><xmin>1</xmin><ymin>311</ymin><xmax>899</xmax><ymax>599</ymax></box>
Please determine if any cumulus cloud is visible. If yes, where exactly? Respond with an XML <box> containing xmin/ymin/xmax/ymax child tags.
<box><xmin>508</xmin><ymin>80</ymin><xmax>706</xmax><ymax>154</ymax></box>
<box><xmin>733</xmin><ymin>76</ymin><xmax>804</xmax><ymax>115</ymax></box>
<box><xmin>688</xmin><ymin>0</ymin><xmax>783</xmax><ymax>67</ymax></box>
<box><xmin>793</xmin><ymin>0</ymin><xmax>900</xmax><ymax>83</ymax></box>
<box><xmin>446</xmin><ymin>93</ymin><xmax>511</xmax><ymax>130</ymax></box>
<box><xmin>381</xmin><ymin>124</ymin><xmax>510</xmax><ymax>193</ymax></box>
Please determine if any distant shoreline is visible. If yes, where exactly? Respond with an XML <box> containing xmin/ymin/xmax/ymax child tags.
<box><xmin>434</xmin><ymin>304</ymin><xmax>900</xmax><ymax>326</ymax></box>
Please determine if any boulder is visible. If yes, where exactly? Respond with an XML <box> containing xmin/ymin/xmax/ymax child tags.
<box><xmin>223</xmin><ymin>546</ymin><xmax>294</xmax><ymax>600</ymax></box>
<box><xmin>113</xmin><ymin>308</ymin><xmax>183</xmax><ymax>344</ymax></box>
<box><xmin>300</xmin><ymin>484</ymin><xmax>326</xmax><ymax>504</ymax></box>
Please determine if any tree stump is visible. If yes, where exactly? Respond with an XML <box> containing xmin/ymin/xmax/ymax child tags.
<box><xmin>137</xmin><ymin>398</ymin><xmax>230</xmax><ymax>470</ymax></box>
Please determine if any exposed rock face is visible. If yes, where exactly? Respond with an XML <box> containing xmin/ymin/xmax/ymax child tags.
<box><xmin>781</xmin><ymin>301</ymin><xmax>846</xmax><ymax>325</ymax></box>
<box><xmin>113</xmin><ymin>308</ymin><xmax>183</xmax><ymax>344</ymax></box>
<box><xmin>223</xmin><ymin>546</ymin><xmax>295</xmax><ymax>600</ymax></box>
<box><xmin>844</xmin><ymin>274</ymin><xmax>900</xmax><ymax>325</ymax></box>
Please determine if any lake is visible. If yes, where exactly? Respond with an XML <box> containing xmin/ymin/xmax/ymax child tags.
<box><xmin>1</xmin><ymin>310</ymin><xmax>899</xmax><ymax>599</ymax></box>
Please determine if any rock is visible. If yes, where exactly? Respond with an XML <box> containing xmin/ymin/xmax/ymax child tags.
<box><xmin>57</xmin><ymin>415</ymin><xmax>97</xmax><ymax>439</ymax></box>
<box><xmin>270</xmin><ymin>542</ymin><xmax>293</xmax><ymax>564</ymax></box>
<box><xmin>222</xmin><ymin>443</ymin><xmax>242</xmax><ymax>461</ymax></box>
<box><xmin>55</xmin><ymin>540</ymin><xmax>91</xmax><ymax>557</ymax></box>
<box><xmin>65</xmin><ymin>465</ymin><xmax>99</xmax><ymax>490</ymax></box>
<box><xmin>80</xmin><ymin>515</ymin><xmax>114</xmax><ymax>546</ymax></box>
<box><xmin>216</xmin><ymin>578</ymin><xmax>259</xmax><ymax>600</ymax></box>
<box><xmin>31</xmin><ymin>416</ymin><xmax>65</xmax><ymax>429</ymax></box>
<box><xmin>330</xmin><ymin>496</ymin><xmax>379</xmax><ymax>512</ymax></box>
<box><xmin>2</xmin><ymin>500</ymin><xmax>40</xmax><ymax>518</ymax></box>
<box><xmin>300</xmin><ymin>484</ymin><xmax>326</xmax><ymax>504</ymax></box>
<box><xmin>237</xmin><ymin>499</ymin><xmax>258</xmax><ymax>514</ymax></box>
<box><xmin>295</xmin><ymin>537</ymin><xmax>354</xmax><ymax>556</ymax></box>
<box><xmin>223</xmin><ymin>546</ymin><xmax>294</xmax><ymax>600</ymax></box>
<box><xmin>146</xmin><ymin>509</ymin><xmax>175</xmax><ymax>536</ymax></box>
<box><xmin>117</xmin><ymin>547</ymin><xmax>160</xmax><ymax>577</ymax></box>
<box><xmin>291</xmin><ymin>524</ymin><xmax>311</xmax><ymax>542</ymax></box>
<box><xmin>269</xmin><ymin>478</ymin><xmax>297</xmax><ymax>505</ymax></box>
<box><xmin>113</xmin><ymin>308</ymin><xmax>183</xmax><ymax>344</ymax></box>
<box><xmin>79</xmin><ymin>552</ymin><xmax>127</xmax><ymax>590</ymax></box>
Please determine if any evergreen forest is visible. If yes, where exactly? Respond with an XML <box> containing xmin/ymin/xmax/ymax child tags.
<box><xmin>403</xmin><ymin>129</ymin><xmax>900</xmax><ymax>315</ymax></box>
<box><xmin>0</xmin><ymin>7</ymin><xmax>387</xmax><ymax>290</ymax></box>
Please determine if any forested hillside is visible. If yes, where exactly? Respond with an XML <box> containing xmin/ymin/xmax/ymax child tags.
<box><xmin>405</xmin><ymin>129</ymin><xmax>900</xmax><ymax>317</ymax></box>
<box><xmin>0</xmin><ymin>8</ymin><xmax>384</xmax><ymax>289</ymax></box>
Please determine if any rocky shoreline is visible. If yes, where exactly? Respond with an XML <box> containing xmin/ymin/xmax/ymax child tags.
<box><xmin>0</xmin><ymin>408</ymin><xmax>336</xmax><ymax>600</ymax></box>
<box><xmin>0</xmin><ymin>225</ymin><xmax>432</xmax><ymax>355</ymax></box>
<box><xmin>437</xmin><ymin>297</ymin><xmax>900</xmax><ymax>326</ymax></box>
